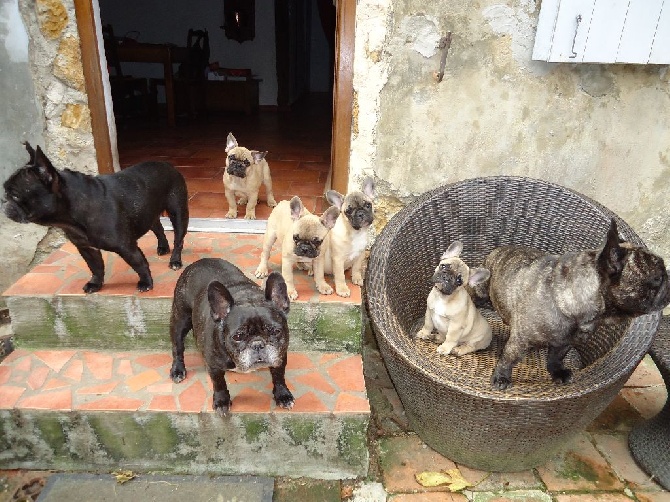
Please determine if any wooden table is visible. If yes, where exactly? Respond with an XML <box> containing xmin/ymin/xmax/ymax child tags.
<box><xmin>116</xmin><ymin>43</ymin><xmax>189</xmax><ymax>127</ymax></box>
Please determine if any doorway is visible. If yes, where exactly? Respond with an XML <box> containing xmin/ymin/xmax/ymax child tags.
<box><xmin>75</xmin><ymin>0</ymin><xmax>354</xmax><ymax>219</ymax></box>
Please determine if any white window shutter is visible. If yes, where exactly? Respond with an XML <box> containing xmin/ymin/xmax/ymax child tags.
<box><xmin>532</xmin><ymin>0</ymin><xmax>670</xmax><ymax>64</ymax></box>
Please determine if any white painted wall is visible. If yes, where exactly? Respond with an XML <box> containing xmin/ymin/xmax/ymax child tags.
<box><xmin>97</xmin><ymin>0</ymin><xmax>278</xmax><ymax>105</ymax></box>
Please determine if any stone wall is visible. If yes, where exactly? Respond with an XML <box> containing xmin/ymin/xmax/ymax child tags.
<box><xmin>350</xmin><ymin>0</ymin><xmax>670</xmax><ymax>258</ymax></box>
<box><xmin>19</xmin><ymin>0</ymin><xmax>97</xmax><ymax>174</ymax></box>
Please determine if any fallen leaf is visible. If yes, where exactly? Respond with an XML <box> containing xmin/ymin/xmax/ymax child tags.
<box><xmin>112</xmin><ymin>470</ymin><xmax>136</xmax><ymax>484</ymax></box>
<box><xmin>415</xmin><ymin>468</ymin><xmax>473</xmax><ymax>492</ymax></box>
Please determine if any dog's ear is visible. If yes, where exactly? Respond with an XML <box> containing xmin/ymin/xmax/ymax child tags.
<box><xmin>441</xmin><ymin>241</ymin><xmax>463</xmax><ymax>260</ymax></box>
<box><xmin>251</xmin><ymin>150</ymin><xmax>267</xmax><ymax>163</ymax></box>
<box><xmin>289</xmin><ymin>196</ymin><xmax>304</xmax><ymax>220</ymax></box>
<box><xmin>325</xmin><ymin>190</ymin><xmax>344</xmax><ymax>209</ymax></box>
<box><xmin>320</xmin><ymin>205</ymin><xmax>340</xmax><ymax>230</ymax></box>
<box><xmin>362</xmin><ymin>177</ymin><xmax>375</xmax><ymax>198</ymax></box>
<box><xmin>468</xmin><ymin>267</ymin><xmax>490</xmax><ymax>287</ymax></box>
<box><xmin>225</xmin><ymin>133</ymin><xmax>238</xmax><ymax>153</ymax></box>
<box><xmin>598</xmin><ymin>219</ymin><xmax>627</xmax><ymax>278</ymax></box>
<box><xmin>207</xmin><ymin>281</ymin><xmax>234</xmax><ymax>323</ymax></box>
<box><xmin>265</xmin><ymin>272</ymin><xmax>290</xmax><ymax>315</ymax></box>
<box><xmin>23</xmin><ymin>142</ymin><xmax>36</xmax><ymax>164</ymax></box>
<box><xmin>33</xmin><ymin>146</ymin><xmax>60</xmax><ymax>194</ymax></box>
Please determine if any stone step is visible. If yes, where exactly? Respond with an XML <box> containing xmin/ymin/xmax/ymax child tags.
<box><xmin>0</xmin><ymin>348</ymin><xmax>370</xmax><ymax>479</ymax></box>
<box><xmin>3</xmin><ymin>232</ymin><xmax>362</xmax><ymax>353</ymax></box>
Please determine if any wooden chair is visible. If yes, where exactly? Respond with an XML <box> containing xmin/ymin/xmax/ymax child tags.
<box><xmin>102</xmin><ymin>25</ymin><xmax>151</xmax><ymax>120</ymax></box>
<box><xmin>150</xmin><ymin>29</ymin><xmax>209</xmax><ymax>120</ymax></box>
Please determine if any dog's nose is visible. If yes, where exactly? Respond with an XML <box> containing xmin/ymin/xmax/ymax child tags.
<box><xmin>250</xmin><ymin>340</ymin><xmax>265</xmax><ymax>351</ymax></box>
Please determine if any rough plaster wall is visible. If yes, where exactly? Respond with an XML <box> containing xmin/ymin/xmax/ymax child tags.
<box><xmin>19</xmin><ymin>0</ymin><xmax>97</xmax><ymax>174</ymax></box>
<box><xmin>351</xmin><ymin>0</ymin><xmax>670</xmax><ymax>259</ymax></box>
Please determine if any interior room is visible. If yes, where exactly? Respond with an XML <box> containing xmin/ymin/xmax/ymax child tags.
<box><xmin>98</xmin><ymin>0</ymin><xmax>336</xmax><ymax>219</ymax></box>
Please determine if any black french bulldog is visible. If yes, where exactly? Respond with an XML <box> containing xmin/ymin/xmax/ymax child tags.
<box><xmin>169</xmin><ymin>258</ymin><xmax>294</xmax><ymax>416</ymax></box>
<box><xmin>473</xmin><ymin>218</ymin><xmax>670</xmax><ymax>390</ymax></box>
<box><xmin>3</xmin><ymin>142</ymin><xmax>189</xmax><ymax>293</ymax></box>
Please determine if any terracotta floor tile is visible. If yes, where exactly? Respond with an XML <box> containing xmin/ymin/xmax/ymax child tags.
<box><xmin>77</xmin><ymin>396</ymin><xmax>144</xmax><ymax>411</ymax></box>
<box><xmin>117</xmin><ymin>359</ymin><xmax>134</xmax><ymax>376</ymax></box>
<box><xmin>27</xmin><ymin>366</ymin><xmax>51</xmax><ymax>390</ymax></box>
<box><xmin>620</xmin><ymin>386</ymin><xmax>668</xmax><ymax>419</ymax></box>
<box><xmin>134</xmin><ymin>353</ymin><xmax>172</xmax><ymax>369</ymax></box>
<box><xmin>146</xmin><ymin>382</ymin><xmax>174</xmax><ymax>393</ymax></box>
<box><xmin>230</xmin><ymin>387</ymin><xmax>272</xmax><ymax>413</ymax></box>
<box><xmin>0</xmin><ymin>386</ymin><xmax>26</xmax><ymax>409</ymax></box>
<box><xmin>286</xmin><ymin>353</ymin><xmax>315</xmax><ymax>370</ymax></box>
<box><xmin>126</xmin><ymin>369</ymin><xmax>162</xmax><ymax>392</ymax></box>
<box><xmin>390</xmin><ymin>494</ymin><xmax>467</xmax><ymax>502</ymax></box>
<box><xmin>294</xmin><ymin>372</ymin><xmax>335</xmax><ymax>394</ymax></box>
<box><xmin>42</xmin><ymin>378</ymin><xmax>70</xmax><ymax>391</ymax></box>
<box><xmin>148</xmin><ymin>394</ymin><xmax>178</xmax><ymax>412</ymax></box>
<box><xmin>591</xmin><ymin>432</ymin><xmax>662</xmax><ymax>490</ymax></box>
<box><xmin>276</xmin><ymin>391</ymin><xmax>328</xmax><ymax>413</ymax></box>
<box><xmin>18</xmin><ymin>388</ymin><xmax>72</xmax><ymax>411</ymax></box>
<box><xmin>13</xmin><ymin>355</ymin><xmax>32</xmax><ymax>372</ymax></box>
<box><xmin>327</xmin><ymin>356</ymin><xmax>366</xmax><ymax>392</ymax></box>
<box><xmin>62</xmin><ymin>359</ymin><xmax>83</xmax><ymax>382</ymax></box>
<box><xmin>226</xmin><ymin>372</ymin><xmax>265</xmax><ymax>384</ymax></box>
<box><xmin>178</xmin><ymin>380</ymin><xmax>208</xmax><ymax>412</ymax></box>
<box><xmin>83</xmin><ymin>352</ymin><xmax>114</xmax><ymax>381</ymax></box>
<box><xmin>33</xmin><ymin>350</ymin><xmax>76</xmax><ymax>372</ymax></box>
<box><xmin>0</xmin><ymin>366</ymin><xmax>10</xmax><ymax>386</ymax></box>
<box><xmin>334</xmin><ymin>393</ymin><xmax>370</xmax><ymax>413</ymax></box>
<box><xmin>76</xmin><ymin>381</ymin><xmax>120</xmax><ymax>395</ymax></box>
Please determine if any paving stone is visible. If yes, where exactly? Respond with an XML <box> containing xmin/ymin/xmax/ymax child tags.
<box><xmin>553</xmin><ymin>494</ymin><xmax>636</xmax><ymax>501</ymax></box>
<box><xmin>587</xmin><ymin>394</ymin><xmax>643</xmax><ymax>433</ymax></box>
<box><xmin>634</xmin><ymin>492</ymin><xmax>670</xmax><ymax>502</ymax></box>
<box><xmin>466</xmin><ymin>470</ymin><xmax>543</xmax><ymax>492</ymax></box>
<box><xmin>536</xmin><ymin>433</ymin><xmax>624</xmax><ymax>492</ymax></box>
<box><xmin>350</xmin><ymin>481</ymin><xmax>388</xmax><ymax>502</ymax></box>
<box><xmin>273</xmin><ymin>477</ymin><xmax>340</xmax><ymax>502</ymax></box>
<box><xmin>389</xmin><ymin>492</ymin><xmax>467</xmax><ymax>501</ymax></box>
<box><xmin>591</xmin><ymin>432</ymin><xmax>665</xmax><ymax>491</ymax></box>
<box><xmin>470</xmin><ymin>490</ymin><xmax>552</xmax><ymax>502</ymax></box>
<box><xmin>625</xmin><ymin>355</ymin><xmax>664</xmax><ymax>388</ymax></box>
<box><xmin>620</xmin><ymin>386</ymin><xmax>668</xmax><ymax>419</ymax></box>
<box><xmin>378</xmin><ymin>435</ymin><xmax>459</xmax><ymax>494</ymax></box>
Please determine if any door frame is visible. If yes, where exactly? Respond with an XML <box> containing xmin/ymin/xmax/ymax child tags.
<box><xmin>75</xmin><ymin>0</ymin><xmax>355</xmax><ymax>192</ymax></box>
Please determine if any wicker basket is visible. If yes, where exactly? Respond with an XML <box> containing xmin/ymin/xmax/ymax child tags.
<box><xmin>365</xmin><ymin>176</ymin><xmax>660</xmax><ymax>471</ymax></box>
<box><xmin>629</xmin><ymin>316</ymin><xmax>670</xmax><ymax>490</ymax></box>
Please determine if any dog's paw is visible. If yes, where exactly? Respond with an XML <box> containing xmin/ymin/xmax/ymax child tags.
<box><xmin>137</xmin><ymin>279</ymin><xmax>153</xmax><ymax>292</ymax></box>
<box><xmin>336</xmin><ymin>285</ymin><xmax>351</xmax><ymax>297</ymax></box>
<box><xmin>169</xmin><ymin>260</ymin><xmax>183</xmax><ymax>270</ymax></box>
<box><xmin>352</xmin><ymin>275</ymin><xmax>364</xmax><ymax>287</ymax></box>
<box><xmin>416</xmin><ymin>328</ymin><xmax>433</xmax><ymax>340</ymax></box>
<box><xmin>157</xmin><ymin>245</ymin><xmax>170</xmax><ymax>256</ymax></box>
<box><xmin>214</xmin><ymin>400</ymin><xmax>231</xmax><ymax>417</ymax></box>
<box><xmin>83</xmin><ymin>280</ymin><xmax>103</xmax><ymax>294</ymax></box>
<box><xmin>267</xmin><ymin>197</ymin><xmax>277</xmax><ymax>207</ymax></box>
<box><xmin>288</xmin><ymin>288</ymin><xmax>299</xmax><ymax>300</ymax></box>
<box><xmin>451</xmin><ymin>344</ymin><xmax>475</xmax><ymax>356</ymax></box>
<box><xmin>274</xmin><ymin>388</ymin><xmax>295</xmax><ymax>410</ymax></box>
<box><xmin>317</xmin><ymin>283</ymin><xmax>334</xmax><ymax>295</ymax></box>
<box><xmin>170</xmin><ymin>365</ymin><xmax>186</xmax><ymax>384</ymax></box>
<box><xmin>225</xmin><ymin>211</ymin><xmax>238</xmax><ymax>219</ymax></box>
<box><xmin>254</xmin><ymin>266</ymin><xmax>269</xmax><ymax>278</ymax></box>
<box><xmin>491</xmin><ymin>372</ymin><xmax>512</xmax><ymax>391</ymax></box>
<box><xmin>436</xmin><ymin>343</ymin><xmax>456</xmax><ymax>356</ymax></box>
<box><xmin>551</xmin><ymin>368</ymin><xmax>572</xmax><ymax>384</ymax></box>
<box><xmin>244</xmin><ymin>212</ymin><xmax>256</xmax><ymax>220</ymax></box>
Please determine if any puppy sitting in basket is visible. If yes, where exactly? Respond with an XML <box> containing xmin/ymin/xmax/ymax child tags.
<box><xmin>416</xmin><ymin>241</ymin><xmax>492</xmax><ymax>356</ymax></box>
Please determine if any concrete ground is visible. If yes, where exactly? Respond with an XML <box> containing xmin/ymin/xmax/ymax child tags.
<box><xmin>1</xmin><ymin>322</ymin><xmax>668</xmax><ymax>501</ymax></box>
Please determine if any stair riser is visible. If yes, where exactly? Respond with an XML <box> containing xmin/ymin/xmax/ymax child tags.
<box><xmin>5</xmin><ymin>296</ymin><xmax>361</xmax><ymax>353</ymax></box>
<box><xmin>0</xmin><ymin>409</ymin><xmax>369</xmax><ymax>479</ymax></box>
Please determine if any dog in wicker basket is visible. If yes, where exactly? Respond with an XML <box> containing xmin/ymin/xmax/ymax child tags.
<box><xmin>416</xmin><ymin>241</ymin><xmax>492</xmax><ymax>356</ymax></box>
<box><xmin>473</xmin><ymin>219</ymin><xmax>670</xmax><ymax>391</ymax></box>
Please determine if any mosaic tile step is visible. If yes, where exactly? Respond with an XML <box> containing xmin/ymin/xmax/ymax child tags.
<box><xmin>3</xmin><ymin>232</ymin><xmax>362</xmax><ymax>353</ymax></box>
<box><xmin>0</xmin><ymin>349</ymin><xmax>370</xmax><ymax>479</ymax></box>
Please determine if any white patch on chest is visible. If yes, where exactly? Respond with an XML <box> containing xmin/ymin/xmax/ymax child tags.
<box><xmin>347</xmin><ymin>231</ymin><xmax>367</xmax><ymax>263</ymax></box>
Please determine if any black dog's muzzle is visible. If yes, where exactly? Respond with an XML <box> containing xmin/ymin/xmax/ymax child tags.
<box><xmin>227</xmin><ymin>157</ymin><xmax>250</xmax><ymax>178</ymax></box>
<box><xmin>294</xmin><ymin>239</ymin><xmax>321</xmax><ymax>259</ymax></box>
<box><xmin>346</xmin><ymin>207</ymin><xmax>373</xmax><ymax>230</ymax></box>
